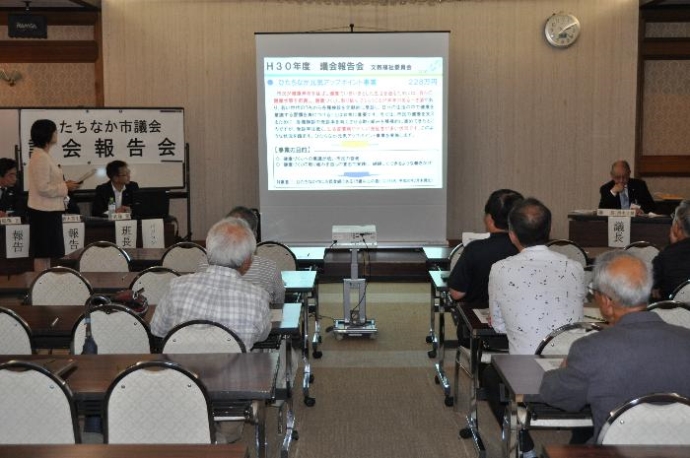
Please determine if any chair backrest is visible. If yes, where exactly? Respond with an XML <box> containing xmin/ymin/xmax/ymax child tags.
<box><xmin>0</xmin><ymin>307</ymin><xmax>33</xmax><ymax>355</ymax></box>
<box><xmin>535</xmin><ymin>322</ymin><xmax>603</xmax><ymax>356</ymax></box>
<box><xmin>670</xmin><ymin>280</ymin><xmax>690</xmax><ymax>303</ymax></box>
<box><xmin>71</xmin><ymin>304</ymin><xmax>152</xmax><ymax>354</ymax></box>
<box><xmin>29</xmin><ymin>267</ymin><xmax>94</xmax><ymax>306</ymax></box>
<box><xmin>624</xmin><ymin>241</ymin><xmax>660</xmax><ymax>265</ymax></box>
<box><xmin>647</xmin><ymin>300</ymin><xmax>690</xmax><ymax>330</ymax></box>
<box><xmin>105</xmin><ymin>360</ymin><xmax>214</xmax><ymax>444</ymax></box>
<box><xmin>161</xmin><ymin>242</ymin><xmax>207</xmax><ymax>273</ymax></box>
<box><xmin>0</xmin><ymin>361</ymin><xmax>80</xmax><ymax>444</ymax></box>
<box><xmin>448</xmin><ymin>243</ymin><xmax>464</xmax><ymax>272</ymax></box>
<box><xmin>161</xmin><ymin>320</ymin><xmax>247</xmax><ymax>354</ymax></box>
<box><xmin>129</xmin><ymin>266</ymin><xmax>180</xmax><ymax>305</ymax></box>
<box><xmin>546</xmin><ymin>239</ymin><xmax>588</xmax><ymax>267</ymax></box>
<box><xmin>256</xmin><ymin>241</ymin><xmax>297</xmax><ymax>272</ymax></box>
<box><xmin>77</xmin><ymin>241</ymin><xmax>131</xmax><ymax>272</ymax></box>
<box><xmin>598</xmin><ymin>392</ymin><xmax>690</xmax><ymax>445</ymax></box>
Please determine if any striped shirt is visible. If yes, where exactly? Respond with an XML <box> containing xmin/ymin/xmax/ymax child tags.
<box><xmin>150</xmin><ymin>265</ymin><xmax>271</xmax><ymax>349</ymax></box>
<box><xmin>242</xmin><ymin>256</ymin><xmax>285</xmax><ymax>309</ymax></box>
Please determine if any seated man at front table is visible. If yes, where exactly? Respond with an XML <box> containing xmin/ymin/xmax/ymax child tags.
<box><xmin>91</xmin><ymin>160</ymin><xmax>139</xmax><ymax>216</ymax></box>
<box><xmin>0</xmin><ymin>158</ymin><xmax>26</xmax><ymax>218</ymax></box>
<box><xmin>227</xmin><ymin>206</ymin><xmax>285</xmax><ymax>309</ymax></box>
<box><xmin>448</xmin><ymin>189</ymin><xmax>523</xmax><ymax>345</ymax></box>
<box><xmin>538</xmin><ymin>251</ymin><xmax>690</xmax><ymax>444</ymax></box>
<box><xmin>598</xmin><ymin>160</ymin><xmax>655</xmax><ymax>214</ymax></box>
<box><xmin>652</xmin><ymin>199</ymin><xmax>690</xmax><ymax>299</ymax></box>
<box><xmin>483</xmin><ymin>198</ymin><xmax>585</xmax><ymax>448</ymax></box>
<box><xmin>150</xmin><ymin>216</ymin><xmax>272</xmax><ymax>349</ymax></box>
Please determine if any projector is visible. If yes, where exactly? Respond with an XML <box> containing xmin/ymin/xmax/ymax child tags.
<box><xmin>332</xmin><ymin>225</ymin><xmax>377</xmax><ymax>247</ymax></box>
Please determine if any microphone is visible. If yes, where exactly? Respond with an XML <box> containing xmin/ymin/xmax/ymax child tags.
<box><xmin>82</xmin><ymin>295</ymin><xmax>109</xmax><ymax>355</ymax></box>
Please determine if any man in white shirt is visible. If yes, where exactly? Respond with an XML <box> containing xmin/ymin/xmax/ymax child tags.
<box><xmin>489</xmin><ymin>197</ymin><xmax>585</xmax><ymax>354</ymax></box>
<box><xmin>483</xmin><ymin>198</ymin><xmax>585</xmax><ymax>455</ymax></box>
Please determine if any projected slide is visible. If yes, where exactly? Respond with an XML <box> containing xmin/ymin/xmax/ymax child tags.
<box><xmin>264</xmin><ymin>57</ymin><xmax>443</xmax><ymax>191</ymax></box>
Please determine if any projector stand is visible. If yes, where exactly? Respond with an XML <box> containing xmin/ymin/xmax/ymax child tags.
<box><xmin>333</xmin><ymin>247</ymin><xmax>378</xmax><ymax>340</ymax></box>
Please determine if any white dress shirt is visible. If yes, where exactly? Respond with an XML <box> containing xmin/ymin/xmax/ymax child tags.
<box><xmin>489</xmin><ymin>245</ymin><xmax>585</xmax><ymax>354</ymax></box>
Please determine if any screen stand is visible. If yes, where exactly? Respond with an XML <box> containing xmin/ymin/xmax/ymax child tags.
<box><xmin>333</xmin><ymin>247</ymin><xmax>378</xmax><ymax>340</ymax></box>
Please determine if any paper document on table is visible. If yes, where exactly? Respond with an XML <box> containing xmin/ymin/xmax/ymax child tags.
<box><xmin>535</xmin><ymin>358</ymin><xmax>564</xmax><ymax>372</ymax></box>
<box><xmin>270</xmin><ymin>309</ymin><xmax>283</xmax><ymax>323</ymax></box>
<box><xmin>473</xmin><ymin>308</ymin><xmax>490</xmax><ymax>324</ymax></box>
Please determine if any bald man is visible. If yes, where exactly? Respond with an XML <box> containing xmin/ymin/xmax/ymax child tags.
<box><xmin>598</xmin><ymin>160</ymin><xmax>655</xmax><ymax>214</ymax></box>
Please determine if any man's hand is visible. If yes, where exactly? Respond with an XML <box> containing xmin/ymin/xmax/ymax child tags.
<box><xmin>66</xmin><ymin>180</ymin><xmax>81</xmax><ymax>192</ymax></box>
<box><xmin>611</xmin><ymin>183</ymin><xmax>625</xmax><ymax>195</ymax></box>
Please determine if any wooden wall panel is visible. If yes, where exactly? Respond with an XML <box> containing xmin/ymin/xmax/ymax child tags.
<box><xmin>102</xmin><ymin>0</ymin><xmax>639</xmax><ymax>241</ymax></box>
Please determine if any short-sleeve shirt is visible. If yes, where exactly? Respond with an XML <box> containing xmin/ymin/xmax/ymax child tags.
<box><xmin>652</xmin><ymin>237</ymin><xmax>690</xmax><ymax>299</ymax></box>
<box><xmin>150</xmin><ymin>265</ymin><xmax>272</xmax><ymax>349</ymax></box>
<box><xmin>447</xmin><ymin>232</ymin><xmax>518</xmax><ymax>304</ymax></box>
<box><xmin>489</xmin><ymin>245</ymin><xmax>585</xmax><ymax>354</ymax></box>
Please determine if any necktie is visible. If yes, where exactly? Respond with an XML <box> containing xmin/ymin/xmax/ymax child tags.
<box><xmin>620</xmin><ymin>188</ymin><xmax>630</xmax><ymax>209</ymax></box>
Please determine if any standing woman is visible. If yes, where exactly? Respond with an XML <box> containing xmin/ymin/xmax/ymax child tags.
<box><xmin>27</xmin><ymin>119</ymin><xmax>81</xmax><ymax>271</ymax></box>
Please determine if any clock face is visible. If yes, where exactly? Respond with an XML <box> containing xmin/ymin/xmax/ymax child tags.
<box><xmin>545</xmin><ymin>13</ymin><xmax>580</xmax><ymax>48</ymax></box>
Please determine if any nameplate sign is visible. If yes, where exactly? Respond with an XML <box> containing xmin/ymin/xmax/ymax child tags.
<box><xmin>608</xmin><ymin>216</ymin><xmax>631</xmax><ymax>248</ymax></box>
<box><xmin>597</xmin><ymin>208</ymin><xmax>636</xmax><ymax>217</ymax></box>
<box><xmin>0</xmin><ymin>217</ymin><xmax>21</xmax><ymax>225</ymax></box>
<box><xmin>62</xmin><ymin>214</ymin><xmax>82</xmax><ymax>223</ymax></box>
<box><xmin>141</xmin><ymin>218</ymin><xmax>165</xmax><ymax>248</ymax></box>
<box><xmin>115</xmin><ymin>220</ymin><xmax>138</xmax><ymax>248</ymax></box>
<box><xmin>109</xmin><ymin>212</ymin><xmax>132</xmax><ymax>221</ymax></box>
<box><xmin>5</xmin><ymin>224</ymin><xmax>29</xmax><ymax>258</ymax></box>
<box><xmin>63</xmin><ymin>222</ymin><xmax>85</xmax><ymax>254</ymax></box>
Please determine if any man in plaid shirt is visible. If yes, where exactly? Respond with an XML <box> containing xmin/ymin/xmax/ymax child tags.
<box><xmin>151</xmin><ymin>217</ymin><xmax>272</xmax><ymax>349</ymax></box>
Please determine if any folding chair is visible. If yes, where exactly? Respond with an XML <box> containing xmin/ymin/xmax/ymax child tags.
<box><xmin>256</xmin><ymin>241</ymin><xmax>297</xmax><ymax>272</ymax></box>
<box><xmin>546</xmin><ymin>239</ymin><xmax>588</xmax><ymax>267</ymax></box>
<box><xmin>0</xmin><ymin>306</ymin><xmax>33</xmax><ymax>355</ymax></box>
<box><xmin>0</xmin><ymin>360</ymin><xmax>80</xmax><ymax>444</ymax></box>
<box><xmin>29</xmin><ymin>267</ymin><xmax>93</xmax><ymax>306</ymax></box>
<box><xmin>77</xmin><ymin>241</ymin><xmax>131</xmax><ymax>272</ymax></box>
<box><xmin>647</xmin><ymin>300</ymin><xmax>690</xmax><ymax>330</ymax></box>
<box><xmin>624</xmin><ymin>241</ymin><xmax>660</xmax><ymax>265</ymax></box>
<box><xmin>670</xmin><ymin>279</ymin><xmax>690</xmax><ymax>303</ymax></box>
<box><xmin>104</xmin><ymin>360</ymin><xmax>214</xmax><ymax>444</ymax></box>
<box><xmin>71</xmin><ymin>304</ymin><xmax>152</xmax><ymax>354</ymax></box>
<box><xmin>161</xmin><ymin>242</ymin><xmax>207</xmax><ymax>273</ymax></box>
<box><xmin>598</xmin><ymin>392</ymin><xmax>690</xmax><ymax>445</ymax></box>
<box><xmin>129</xmin><ymin>266</ymin><xmax>180</xmax><ymax>305</ymax></box>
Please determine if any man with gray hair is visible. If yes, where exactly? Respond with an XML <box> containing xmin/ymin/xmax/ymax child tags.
<box><xmin>150</xmin><ymin>217</ymin><xmax>272</xmax><ymax>349</ymax></box>
<box><xmin>652</xmin><ymin>199</ymin><xmax>690</xmax><ymax>299</ymax></box>
<box><xmin>538</xmin><ymin>250</ymin><xmax>690</xmax><ymax>443</ymax></box>
<box><xmin>227</xmin><ymin>206</ymin><xmax>285</xmax><ymax>309</ymax></box>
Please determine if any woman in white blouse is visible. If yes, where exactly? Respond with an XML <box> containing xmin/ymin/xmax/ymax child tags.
<box><xmin>27</xmin><ymin>119</ymin><xmax>81</xmax><ymax>271</ymax></box>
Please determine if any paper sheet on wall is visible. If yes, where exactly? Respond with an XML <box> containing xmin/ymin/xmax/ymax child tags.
<box><xmin>115</xmin><ymin>220</ymin><xmax>138</xmax><ymax>248</ymax></box>
<box><xmin>62</xmin><ymin>222</ymin><xmax>85</xmax><ymax>254</ymax></box>
<box><xmin>5</xmin><ymin>224</ymin><xmax>29</xmax><ymax>258</ymax></box>
<box><xmin>141</xmin><ymin>219</ymin><xmax>165</xmax><ymax>248</ymax></box>
<box><xmin>607</xmin><ymin>216</ymin><xmax>630</xmax><ymax>248</ymax></box>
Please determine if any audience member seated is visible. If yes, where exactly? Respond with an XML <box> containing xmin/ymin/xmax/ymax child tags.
<box><xmin>598</xmin><ymin>160</ymin><xmax>655</xmax><ymax>215</ymax></box>
<box><xmin>91</xmin><ymin>160</ymin><xmax>139</xmax><ymax>216</ymax></box>
<box><xmin>483</xmin><ymin>198</ymin><xmax>585</xmax><ymax>436</ymax></box>
<box><xmin>652</xmin><ymin>200</ymin><xmax>690</xmax><ymax>299</ymax></box>
<box><xmin>227</xmin><ymin>206</ymin><xmax>285</xmax><ymax>309</ymax></box>
<box><xmin>150</xmin><ymin>216</ymin><xmax>271</xmax><ymax>349</ymax></box>
<box><xmin>448</xmin><ymin>189</ymin><xmax>523</xmax><ymax>346</ymax></box>
<box><xmin>0</xmin><ymin>158</ymin><xmax>25</xmax><ymax>219</ymax></box>
<box><xmin>536</xmin><ymin>250</ymin><xmax>690</xmax><ymax>446</ymax></box>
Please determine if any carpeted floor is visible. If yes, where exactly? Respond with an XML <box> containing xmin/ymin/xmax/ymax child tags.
<box><xmin>245</xmin><ymin>282</ymin><xmax>571</xmax><ymax>458</ymax></box>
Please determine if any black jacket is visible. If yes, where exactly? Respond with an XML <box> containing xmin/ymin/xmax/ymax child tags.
<box><xmin>91</xmin><ymin>181</ymin><xmax>139</xmax><ymax>216</ymax></box>
<box><xmin>598</xmin><ymin>178</ymin><xmax>655</xmax><ymax>213</ymax></box>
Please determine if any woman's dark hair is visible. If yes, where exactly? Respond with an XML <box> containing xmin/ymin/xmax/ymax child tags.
<box><xmin>30</xmin><ymin>119</ymin><xmax>57</xmax><ymax>149</ymax></box>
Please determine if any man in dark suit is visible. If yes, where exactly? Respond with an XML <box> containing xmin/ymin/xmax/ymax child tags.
<box><xmin>0</xmin><ymin>157</ymin><xmax>26</xmax><ymax>219</ymax></box>
<box><xmin>652</xmin><ymin>199</ymin><xmax>690</xmax><ymax>299</ymax></box>
<box><xmin>598</xmin><ymin>160</ymin><xmax>655</xmax><ymax>214</ymax></box>
<box><xmin>537</xmin><ymin>250</ymin><xmax>690</xmax><ymax>443</ymax></box>
<box><xmin>91</xmin><ymin>160</ymin><xmax>139</xmax><ymax>216</ymax></box>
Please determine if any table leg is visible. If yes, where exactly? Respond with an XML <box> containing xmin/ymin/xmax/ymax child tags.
<box><xmin>501</xmin><ymin>397</ymin><xmax>518</xmax><ymax>458</ymax></box>
<box><xmin>281</xmin><ymin>334</ymin><xmax>297</xmax><ymax>458</ymax></box>
<box><xmin>433</xmin><ymin>294</ymin><xmax>453</xmax><ymax>406</ymax></box>
<box><xmin>301</xmin><ymin>295</ymin><xmax>315</xmax><ymax>407</ymax></box>
<box><xmin>310</xmin><ymin>283</ymin><xmax>322</xmax><ymax>358</ymax></box>
<box><xmin>427</xmin><ymin>282</ymin><xmax>438</xmax><ymax>354</ymax></box>
<box><xmin>461</xmin><ymin>335</ymin><xmax>486</xmax><ymax>457</ymax></box>
<box><xmin>255</xmin><ymin>402</ymin><xmax>267</xmax><ymax>458</ymax></box>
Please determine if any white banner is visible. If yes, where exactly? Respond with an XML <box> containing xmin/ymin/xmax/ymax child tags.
<box><xmin>63</xmin><ymin>222</ymin><xmax>85</xmax><ymax>254</ymax></box>
<box><xmin>608</xmin><ymin>216</ymin><xmax>631</xmax><ymax>248</ymax></box>
<box><xmin>115</xmin><ymin>220</ymin><xmax>138</xmax><ymax>248</ymax></box>
<box><xmin>141</xmin><ymin>219</ymin><xmax>165</xmax><ymax>248</ymax></box>
<box><xmin>5</xmin><ymin>224</ymin><xmax>29</xmax><ymax>259</ymax></box>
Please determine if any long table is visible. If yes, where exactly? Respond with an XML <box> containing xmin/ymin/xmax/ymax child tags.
<box><xmin>427</xmin><ymin>270</ymin><xmax>454</xmax><ymax>406</ymax></box>
<box><xmin>543</xmin><ymin>444</ymin><xmax>690</xmax><ymax>458</ymax></box>
<box><xmin>0</xmin><ymin>353</ymin><xmax>277</xmax><ymax>458</ymax></box>
<box><xmin>0</xmin><ymin>444</ymin><xmax>248</xmax><ymax>458</ymax></box>
<box><xmin>568</xmin><ymin>214</ymin><xmax>672</xmax><ymax>248</ymax></box>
